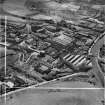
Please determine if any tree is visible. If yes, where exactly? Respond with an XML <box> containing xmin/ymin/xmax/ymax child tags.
<box><xmin>0</xmin><ymin>0</ymin><xmax>6</xmax><ymax>3</ymax></box>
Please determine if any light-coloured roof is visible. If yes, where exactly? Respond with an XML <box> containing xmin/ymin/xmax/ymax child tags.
<box><xmin>53</xmin><ymin>34</ymin><xmax>72</xmax><ymax>46</ymax></box>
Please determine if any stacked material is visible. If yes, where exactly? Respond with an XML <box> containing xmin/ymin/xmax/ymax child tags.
<box><xmin>63</xmin><ymin>54</ymin><xmax>92</xmax><ymax>67</ymax></box>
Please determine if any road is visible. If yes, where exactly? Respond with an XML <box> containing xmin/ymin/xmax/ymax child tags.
<box><xmin>89</xmin><ymin>32</ymin><xmax>105</xmax><ymax>87</ymax></box>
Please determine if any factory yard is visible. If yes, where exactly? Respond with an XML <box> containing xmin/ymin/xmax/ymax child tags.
<box><xmin>0</xmin><ymin>0</ymin><xmax>105</xmax><ymax>105</ymax></box>
<box><xmin>0</xmin><ymin>88</ymin><xmax>104</xmax><ymax>105</ymax></box>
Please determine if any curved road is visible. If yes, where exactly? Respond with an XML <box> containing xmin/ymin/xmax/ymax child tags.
<box><xmin>89</xmin><ymin>32</ymin><xmax>105</xmax><ymax>87</ymax></box>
